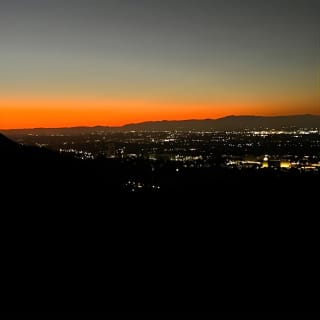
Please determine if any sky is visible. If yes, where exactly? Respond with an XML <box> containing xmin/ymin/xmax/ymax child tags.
<box><xmin>0</xmin><ymin>0</ymin><xmax>319</xmax><ymax>128</ymax></box>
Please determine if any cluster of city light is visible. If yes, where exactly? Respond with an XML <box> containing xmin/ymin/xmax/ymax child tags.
<box><xmin>226</xmin><ymin>155</ymin><xmax>320</xmax><ymax>170</ymax></box>
<box><xmin>173</xmin><ymin>155</ymin><xmax>203</xmax><ymax>162</ymax></box>
<box><xmin>12</xmin><ymin>128</ymin><xmax>320</xmax><ymax>169</ymax></box>
<box><xmin>251</xmin><ymin>129</ymin><xmax>319</xmax><ymax>136</ymax></box>
<box><xmin>59</xmin><ymin>148</ymin><xmax>94</xmax><ymax>160</ymax></box>
<box><xmin>124</xmin><ymin>180</ymin><xmax>161</xmax><ymax>192</ymax></box>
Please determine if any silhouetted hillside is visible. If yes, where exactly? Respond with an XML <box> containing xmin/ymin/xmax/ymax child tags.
<box><xmin>122</xmin><ymin>115</ymin><xmax>320</xmax><ymax>131</ymax></box>
<box><xmin>0</xmin><ymin>133</ymin><xmax>60</xmax><ymax>162</ymax></box>
<box><xmin>214</xmin><ymin>114</ymin><xmax>320</xmax><ymax>130</ymax></box>
<box><xmin>0</xmin><ymin>133</ymin><xmax>18</xmax><ymax>151</ymax></box>
<box><xmin>0</xmin><ymin>134</ymin><xmax>125</xmax><ymax>197</ymax></box>
<box><xmin>1</xmin><ymin>132</ymin><xmax>318</xmax><ymax>209</ymax></box>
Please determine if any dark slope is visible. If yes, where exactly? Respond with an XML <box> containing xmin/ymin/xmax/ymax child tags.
<box><xmin>1</xmin><ymin>133</ymin><xmax>318</xmax><ymax>211</ymax></box>
<box><xmin>0</xmin><ymin>134</ymin><xmax>135</xmax><ymax>203</ymax></box>
<box><xmin>1</xmin><ymin>132</ymin><xmax>319</xmax><ymax>303</ymax></box>
<box><xmin>0</xmin><ymin>133</ymin><xmax>21</xmax><ymax>151</ymax></box>
<box><xmin>0</xmin><ymin>133</ymin><xmax>72</xmax><ymax>195</ymax></box>
<box><xmin>0</xmin><ymin>133</ymin><xmax>61</xmax><ymax>162</ymax></box>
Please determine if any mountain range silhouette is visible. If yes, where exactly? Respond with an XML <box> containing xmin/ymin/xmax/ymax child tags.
<box><xmin>122</xmin><ymin>114</ymin><xmax>320</xmax><ymax>131</ymax></box>
<box><xmin>2</xmin><ymin>115</ymin><xmax>320</xmax><ymax>135</ymax></box>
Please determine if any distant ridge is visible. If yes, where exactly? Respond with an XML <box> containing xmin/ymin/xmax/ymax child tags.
<box><xmin>2</xmin><ymin>115</ymin><xmax>320</xmax><ymax>135</ymax></box>
<box><xmin>122</xmin><ymin>114</ymin><xmax>320</xmax><ymax>131</ymax></box>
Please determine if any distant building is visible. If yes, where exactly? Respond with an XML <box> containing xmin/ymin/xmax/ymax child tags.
<box><xmin>280</xmin><ymin>160</ymin><xmax>291</xmax><ymax>169</ymax></box>
<box><xmin>262</xmin><ymin>155</ymin><xmax>269</xmax><ymax>168</ymax></box>
<box><xmin>241</xmin><ymin>161</ymin><xmax>261</xmax><ymax>169</ymax></box>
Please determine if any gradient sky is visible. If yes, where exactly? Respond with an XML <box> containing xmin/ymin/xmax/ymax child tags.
<box><xmin>0</xmin><ymin>0</ymin><xmax>319</xmax><ymax>128</ymax></box>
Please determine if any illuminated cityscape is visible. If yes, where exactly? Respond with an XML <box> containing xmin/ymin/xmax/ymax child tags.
<box><xmin>7</xmin><ymin>128</ymin><xmax>320</xmax><ymax>170</ymax></box>
<box><xmin>0</xmin><ymin>0</ymin><xmax>319</xmax><ymax>308</ymax></box>
<box><xmin>3</xmin><ymin>126</ymin><xmax>318</xmax><ymax>193</ymax></box>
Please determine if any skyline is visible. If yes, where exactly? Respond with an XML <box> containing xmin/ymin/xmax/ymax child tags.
<box><xmin>1</xmin><ymin>98</ymin><xmax>319</xmax><ymax>129</ymax></box>
<box><xmin>1</xmin><ymin>0</ymin><xmax>319</xmax><ymax>129</ymax></box>
<box><xmin>1</xmin><ymin>112</ymin><xmax>319</xmax><ymax>131</ymax></box>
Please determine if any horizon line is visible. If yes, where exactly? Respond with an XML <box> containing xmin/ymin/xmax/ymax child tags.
<box><xmin>1</xmin><ymin>113</ymin><xmax>319</xmax><ymax>131</ymax></box>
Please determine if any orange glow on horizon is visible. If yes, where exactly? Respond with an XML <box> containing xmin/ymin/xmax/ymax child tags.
<box><xmin>0</xmin><ymin>97</ymin><xmax>318</xmax><ymax>129</ymax></box>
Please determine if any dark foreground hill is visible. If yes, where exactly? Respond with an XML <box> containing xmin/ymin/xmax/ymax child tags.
<box><xmin>0</xmin><ymin>133</ymin><xmax>60</xmax><ymax>160</ymax></box>
<box><xmin>1</xmin><ymin>133</ymin><xmax>319</xmax><ymax>308</ymax></box>
<box><xmin>1</xmin><ymin>133</ymin><xmax>319</xmax><ymax>208</ymax></box>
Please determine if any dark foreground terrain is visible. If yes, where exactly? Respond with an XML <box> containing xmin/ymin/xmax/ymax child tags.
<box><xmin>1</xmin><ymin>133</ymin><xmax>319</xmax><ymax>309</ymax></box>
<box><xmin>1</xmin><ymin>132</ymin><xmax>318</xmax><ymax>207</ymax></box>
